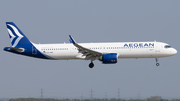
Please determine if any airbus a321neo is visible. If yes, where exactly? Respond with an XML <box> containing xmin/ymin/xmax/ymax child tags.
<box><xmin>4</xmin><ymin>22</ymin><xmax>177</xmax><ymax>68</ymax></box>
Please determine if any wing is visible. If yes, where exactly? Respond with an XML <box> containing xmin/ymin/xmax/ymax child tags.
<box><xmin>69</xmin><ymin>35</ymin><xmax>102</xmax><ymax>60</ymax></box>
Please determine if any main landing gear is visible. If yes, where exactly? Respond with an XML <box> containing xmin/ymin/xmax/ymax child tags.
<box><xmin>155</xmin><ymin>58</ymin><xmax>160</xmax><ymax>66</ymax></box>
<box><xmin>89</xmin><ymin>57</ymin><xmax>95</xmax><ymax>68</ymax></box>
<box><xmin>89</xmin><ymin>62</ymin><xmax>94</xmax><ymax>68</ymax></box>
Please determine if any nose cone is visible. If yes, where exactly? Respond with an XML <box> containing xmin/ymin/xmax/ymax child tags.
<box><xmin>172</xmin><ymin>48</ymin><xmax>177</xmax><ymax>55</ymax></box>
<box><xmin>172</xmin><ymin>49</ymin><xmax>177</xmax><ymax>55</ymax></box>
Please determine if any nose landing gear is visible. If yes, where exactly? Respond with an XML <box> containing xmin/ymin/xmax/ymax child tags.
<box><xmin>155</xmin><ymin>58</ymin><xmax>160</xmax><ymax>66</ymax></box>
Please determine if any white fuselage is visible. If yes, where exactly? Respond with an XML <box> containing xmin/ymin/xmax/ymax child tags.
<box><xmin>4</xmin><ymin>22</ymin><xmax>177</xmax><ymax>68</ymax></box>
<box><xmin>33</xmin><ymin>41</ymin><xmax>177</xmax><ymax>60</ymax></box>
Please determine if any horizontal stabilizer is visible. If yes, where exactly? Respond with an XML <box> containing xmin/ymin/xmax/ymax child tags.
<box><xmin>4</xmin><ymin>47</ymin><xmax>24</xmax><ymax>52</ymax></box>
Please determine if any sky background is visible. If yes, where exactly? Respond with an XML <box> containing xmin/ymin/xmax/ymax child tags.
<box><xmin>0</xmin><ymin>0</ymin><xmax>180</xmax><ymax>99</ymax></box>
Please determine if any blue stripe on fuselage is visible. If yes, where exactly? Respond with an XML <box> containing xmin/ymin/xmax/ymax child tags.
<box><xmin>4</xmin><ymin>43</ymin><xmax>53</xmax><ymax>60</ymax></box>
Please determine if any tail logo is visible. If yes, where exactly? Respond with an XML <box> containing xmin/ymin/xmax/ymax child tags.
<box><xmin>7</xmin><ymin>24</ymin><xmax>23</xmax><ymax>47</ymax></box>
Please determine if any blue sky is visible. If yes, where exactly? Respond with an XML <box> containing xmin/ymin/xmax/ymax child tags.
<box><xmin>0</xmin><ymin>0</ymin><xmax>180</xmax><ymax>99</ymax></box>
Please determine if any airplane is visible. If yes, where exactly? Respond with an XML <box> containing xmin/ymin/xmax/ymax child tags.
<box><xmin>4</xmin><ymin>22</ymin><xmax>177</xmax><ymax>68</ymax></box>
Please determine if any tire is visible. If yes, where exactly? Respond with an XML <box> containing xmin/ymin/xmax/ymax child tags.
<box><xmin>156</xmin><ymin>63</ymin><xmax>160</xmax><ymax>66</ymax></box>
<box><xmin>89</xmin><ymin>62</ymin><xmax>94</xmax><ymax>68</ymax></box>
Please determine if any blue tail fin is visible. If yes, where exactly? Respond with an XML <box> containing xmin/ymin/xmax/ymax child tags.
<box><xmin>6</xmin><ymin>22</ymin><xmax>32</xmax><ymax>47</ymax></box>
<box><xmin>4</xmin><ymin>22</ymin><xmax>51</xmax><ymax>60</ymax></box>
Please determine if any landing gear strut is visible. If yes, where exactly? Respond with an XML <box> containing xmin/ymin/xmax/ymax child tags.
<box><xmin>155</xmin><ymin>58</ymin><xmax>160</xmax><ymax>66</ymax></box>
<box><xmin>89</xmin><ymin>62</ymin><xmax>94</xmax><ymax>68</ymax></box>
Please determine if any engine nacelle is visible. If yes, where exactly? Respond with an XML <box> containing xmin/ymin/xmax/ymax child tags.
<box><xmin>100</xmin><ymin>53</ymin><xmax>118</xmax><ymax>64</ymax></box>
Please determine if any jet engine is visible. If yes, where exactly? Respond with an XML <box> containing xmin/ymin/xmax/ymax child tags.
<box><xmin>99</xmin><ymin>53</ymin><xmax>118</xmax><ymax>64</ymax></box>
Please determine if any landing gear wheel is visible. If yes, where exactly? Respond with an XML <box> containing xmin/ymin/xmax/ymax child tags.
<box><xmin>156</xmin><ymin>63</ymin><xmax>160</xmax><ymax>66</ymax></box>
<box><xmin>155</xmin><ymin>58</ymin><xmax>160</xmax><ymax>66</ymax></box>
<box><xmin>89</xmin><ymin>62</ymin><xmax>94</xmax><ymax>68</ymax></box>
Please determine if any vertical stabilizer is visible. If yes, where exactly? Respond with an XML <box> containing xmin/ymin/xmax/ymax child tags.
<box><xmin>6</xmin><ymin>22</ymin><xmax>31</xmax><ymax>47</ymax></box>
<box><xmin>4</xmin><ymin>22</ymin><xmax>51</xmax><ymax>59</ymax></box>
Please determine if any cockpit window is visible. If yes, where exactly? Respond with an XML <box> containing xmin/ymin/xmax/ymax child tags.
<box><xmin>164</xmin><ymin>45</ymin><xmax>171</xmax><ymax>48</ymax></box>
